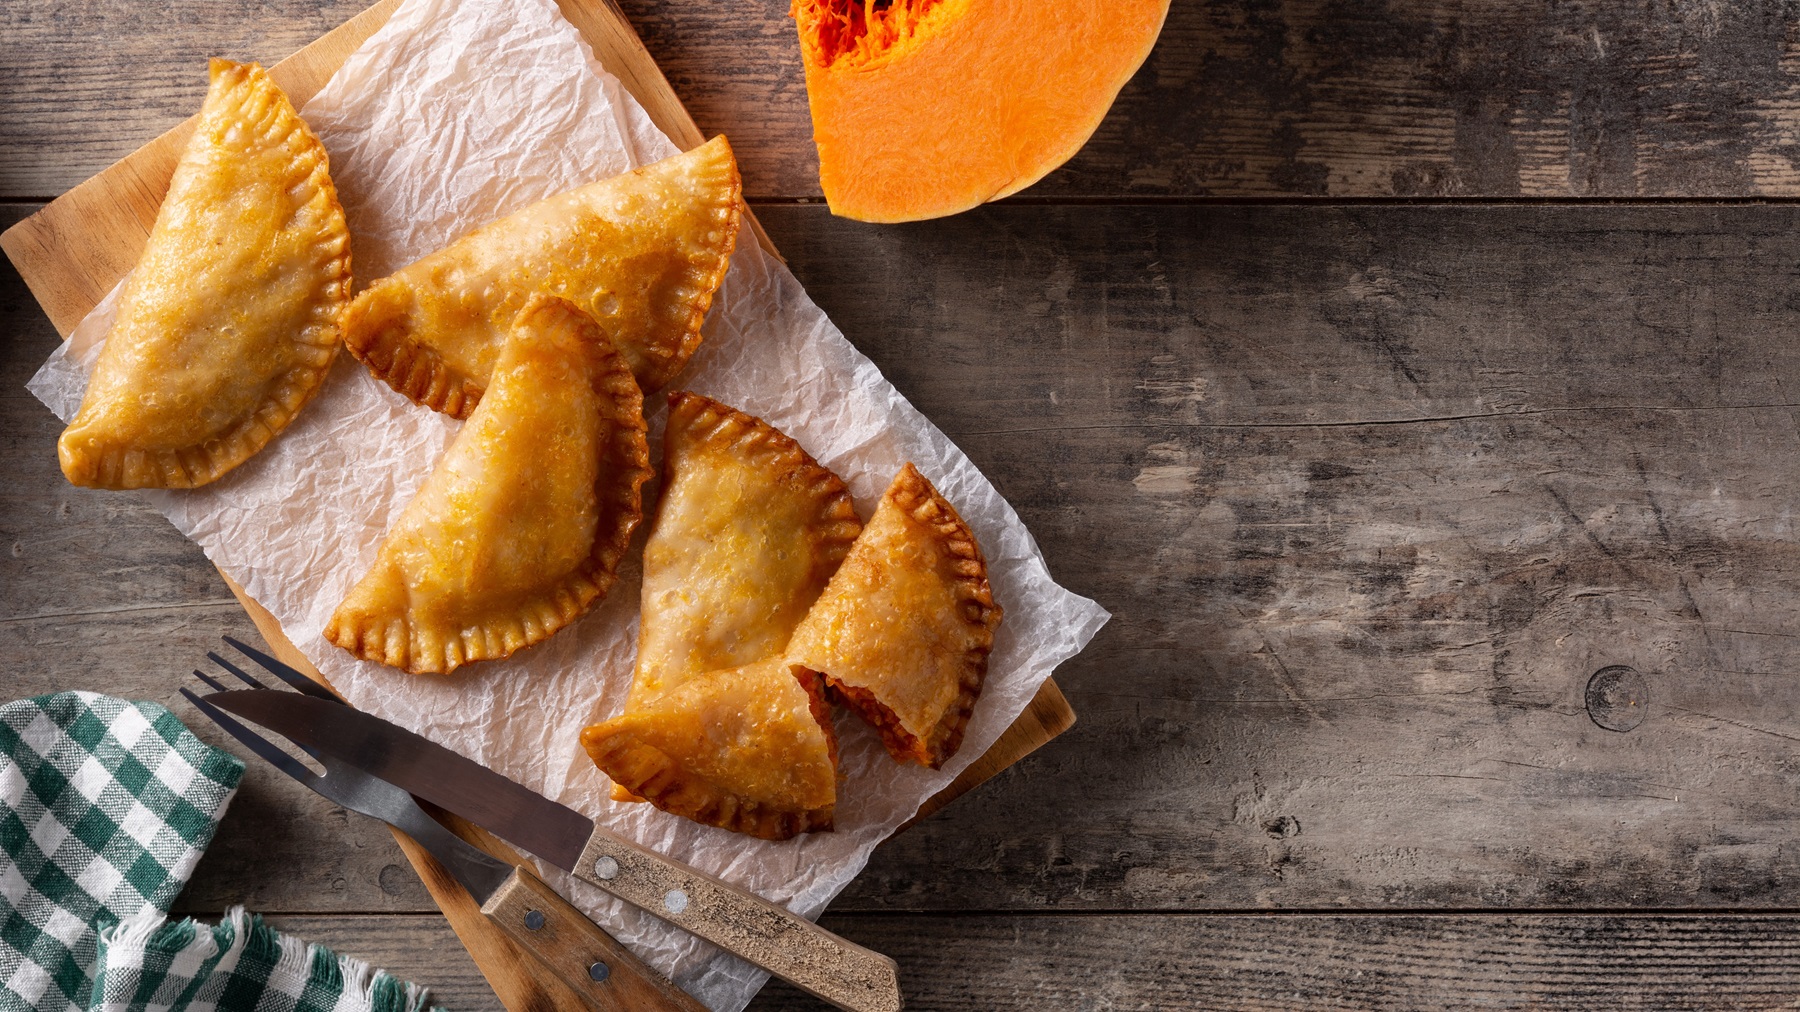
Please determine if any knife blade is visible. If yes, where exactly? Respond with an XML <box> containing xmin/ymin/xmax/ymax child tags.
<box><xmin>184</xmin><ymin>688</ymin><xmax>703</xmax><ymax>1012</ymax></box>
<box><xmin>206</xmin><ymin>689</ymin><xmax>903</xmax><ymax>1012</ymax></box>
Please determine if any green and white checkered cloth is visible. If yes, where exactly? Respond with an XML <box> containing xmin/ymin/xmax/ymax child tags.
<box><xmin>91</xmin><ymin>907</ymin><xmax>436</xmax><ymax>1012</ymax></box>
<box><xmin>0</xmin><ymin>691</ymin><xmax>240</xmax><ymax>1010</ymax></box>
<box><xmin>1</xmin><ymin>692</ymin><xmax>440</xmax><ymax>1012</ymax></box>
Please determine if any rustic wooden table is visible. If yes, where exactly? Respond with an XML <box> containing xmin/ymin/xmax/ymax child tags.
<box><xmin>10</xmin><ymin>2</ymin><xmax>1800</xmax><ymax>1008</ymax></box>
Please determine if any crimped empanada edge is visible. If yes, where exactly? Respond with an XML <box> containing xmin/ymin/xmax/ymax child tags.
<box><xmin>338</xmin><ymin>279</ymin><xmax>485</xmax><ymax>420</ymax></box>
<box><xmin>570</xmin><ymin>297</ymin><xmax>656</xmax><ymax>604</ymax></box>
<box><xmin>325</xmin><ymin>299</ymin><xmax>652</xmax><ymax>675</ymax></box>
<box><xmin>662</xmin><ymin>389</ymin><xmax>864</xmax><ymax>568</ymax></box>
<box><xmin>325</xmin><ymin>569</ymin><xmax>609</xmax><ymax>675</ymax></box>
<box><xmin>634</xmin><ymin>135</ymin><xmax>745</xmax><ymax>393</ymax></box>
<box><xmin>338</xmin><ymin>135</ymin><xmax>744</xmax><ymax>416</ymax></box>
<box><xmin>816</xmin><ymin>462</ymin><xmax>1004</xmax><ymax>769</ymax></box>
<box><xmin>579</xmin><ymin>665</ymin><xmax>839</xmax><ymax>841</ymax></box>
<box><xmin>60</xmin><ymin>60</ymin><xmax>351</xmax><ymax>490</ymax></box>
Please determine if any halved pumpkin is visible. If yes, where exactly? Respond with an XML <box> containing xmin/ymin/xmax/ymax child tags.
<box><xmin>791</xmin><ymin>0</ymin><xmax>1170</xmax><ymax>222</ymax></box>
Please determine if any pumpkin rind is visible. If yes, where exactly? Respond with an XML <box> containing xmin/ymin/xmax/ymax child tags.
<box><xmin>792</xmin><ymin>0</ymin><xmax>1170</xmax><ymax>222</ymax></box>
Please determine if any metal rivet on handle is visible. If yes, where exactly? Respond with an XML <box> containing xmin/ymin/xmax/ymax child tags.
<box><xmin>588</xmin><ymin>961</ymin><xmax>610</xmax><ymax>983</ymax></box>
<box><xmin>594</xmin><ymin>856</ymin><xmax>619</xmax><ymax>880</ymax></box>
<box><xmin>664</xmin><ymin>889</ymin><xmax>689</xmax><ymax>914</ymax></box>
<box><xmin>524</xmin><ymin>910</ymin><xmax>545</xmax><ymax>931</ymax></box>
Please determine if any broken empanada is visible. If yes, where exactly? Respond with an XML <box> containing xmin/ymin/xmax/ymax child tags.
<box><xmin>787</xmin><ymin>463</ymin><xmax>1002</xmax><ymax>768</ymax></box>
<box><xmin>59</xmin><ymin>59</ymin><xmax>351</xmax><ymax>489</ymax></box>
<box><xmin>630</xmin><ymin>392</ymin><xmax>863</xmax><ymax>701</ymax></box>
<box><xmin>581</xmin><ymin>658</ymin><xmax>839</xmax><ymax>841</ymax></box>
<box><xmin>584</xmin><ymin>392</ymin><xmax>861</xmax><ymax>837</ymax></box>
<box><xmin>341</xmin><ymin>137</ymin><xmax>743</xmax><ymax>418</ymax></box>
<box><xmin>325</xmin><ymin>295</ymin><xmax>652</xmax><ymax>674</ymax></box>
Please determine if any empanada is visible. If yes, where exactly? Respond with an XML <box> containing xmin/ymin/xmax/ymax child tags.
<box><xmin>787</xmin><ymin>464</ymin><xmax>1002</xmax><ymax>768</ymax></box>
<box><xmin>59</xmin><ymin>59</ymin><xmax>351</xmax><ymax>489</ymax></box>
<box><xmin>325</xmin><ymin>295</ymin><xmax>652</xmax><ymax>674</ymax></box>
<box><xmin>584</xmin><ymin>392</ymin><xmax>861</xmax><ymax>837</ymax></box>
<box><xmin>341</xmin><ymin>137</ymin><xmax>742</xmax><ymax>418</ymax></box>
<box><xmin>629</xmin><ymin>392</ymin><xmax>863</xmax><ymax>701</ymax></box>
<box><xmin>581</xmin><ymin>658</ymin><xmax>838</xmax><ymax>841</ymax></box>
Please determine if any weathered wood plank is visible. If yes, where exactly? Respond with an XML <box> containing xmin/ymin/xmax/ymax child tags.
<box><xmin>213</xmin><ymin>911</ymin><xmax>1800</xmax><ymax>1012</ymax></box>
<box><xmin>0</xmin><ymin>0</ymin><xmax>370</xmax><ymax>199</ymax></box>
<box><xmin>748</xmin><ymin>913</ymin><xmax>1800</xmax><ymax>1011</ymax></box>
<box><xmin>18</xmin><ymin>199</ymin><xmax>1800</xmax><ymax>915</ymax></box>
<box><xmin>520</xmin><ymin>0</ymin><xmax>1800</xmax><ymax>200</ymax></box>
<box><xmin>774</xmin><ymin>200</ymin><xmax>1800</xmax><ymax>912</ymax></box>
<box><xmin>16</xmin><ymin>2</ymin><xmax>1800</xmax><ymax>200</ymax></box>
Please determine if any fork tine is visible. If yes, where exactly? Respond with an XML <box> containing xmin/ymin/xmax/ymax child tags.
<box><xmin>206</xmin><ymin>651</ymin><xmax>270</xmax><ymax>690</ymax></box>
<box><xmin>180</xmin><ymin>688</ymin><xmax>321</xmax><ymax>786</ymax></box>
<box><xmin>223</xmin><ymin>636</ymin><xmax>340</xmax><ymax>702</ymax></box>
<box><xmin>197</xmin><ymin>656</ymin><xmax>326</xmax><ymax>760</ymax></box>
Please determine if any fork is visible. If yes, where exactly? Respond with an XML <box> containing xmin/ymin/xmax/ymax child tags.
<box><xmin>183</xmin><ymin>637</ymin><xmax>704</xmax><ymax>1012</ymax></box>
<box><xmin>180</xmin><ymin>639</ymin><xmax>515</xmax><ymax>899</ymax></box>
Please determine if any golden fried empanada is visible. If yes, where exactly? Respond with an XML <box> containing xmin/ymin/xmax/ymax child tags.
<box><xmin>630</xmin><ymin>392</ymin><xmax>863</xmax><ymax>701</ymax></box>
<box><xmin>584</xmin><ymin>392</ymin><xmax>860</xmax><ymax>837</ymax></box>
<box><xmin>341</xmin><ymin>137</ymin><xmax>742</xmax><ymax>418</ymax></box>
<box><xmin>787</xmin><ymin>464</ymin><xmax>1002</xmax><ymax>768</ymax></box>
<box><xmin>59</xmin><ymin>59</ymin><xmax>350</xmax><ymax>489</ymax></box>
<box><xmin>581</xmin><ymin>658</ymin><xmax>838</xmax><ymax>840</ymax></box>
<box><xmin>325</xmin><ymin>295</ymin><xmax>651</xmax><ymax>674</ymax></box>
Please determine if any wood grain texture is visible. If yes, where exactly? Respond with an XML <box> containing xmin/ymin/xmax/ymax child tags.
<box><xmin>23</xmin><ymin>1</ymin><xmax>1800</xmax><ymax>1007</ymax></box>
<box><xmin>908</xmin><ymin>678</ymin><xmax>1073</xmax><ymax>826</ymax></box>
<box><xmin>770</xmin><ymin>199</ymin><xmax>1800</xmax><ymax>913</ymax></box>
<box><xmin>751</xmin><ymin>913</ymin><xmax>1800</xmax><ymax>1011</ymax></box>
<box><xmin>19</xmin><ymin>2</ymin><xmax>1800</xmax><ymax>201</ymax></box>
<box><xmin>214</xmin><ymin>907</ymin><xmax>1800</xmax><ymax>1008</ymax></box>
<box><xmin>215</xmin><ymin>910</ymin><xmax>1800</xmax><ymax>1012</ymax></box>
<box><xmin>0</xmin><ymin>0</ymin><xmax>372</xmax><ymax>199</ymax></box>
<box><xmin>461</xmin><ymin>0</ymin><xmax>1800</xmax><ymax>199</ymax></box>
<box><xmin>21</xmin><ymin>195</ymin><xmax>1800</xmax><ymax>919</ymax></box>
<box><xmin>393</xmin><ymin>818</ymin><xmax>631</xmax><ymax>1012</ymax></box>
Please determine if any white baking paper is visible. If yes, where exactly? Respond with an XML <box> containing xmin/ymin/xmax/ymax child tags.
<box><xmin>28</xmin><ymin>0</ymin><xmax>1109</xmax><ymax>1006</ymax></box>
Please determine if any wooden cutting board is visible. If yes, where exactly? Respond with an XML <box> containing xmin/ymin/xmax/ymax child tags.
<box><xmin>0</xmin><ymin>0</ymin><xmax>1076</xmax><ymax>1007</ymax></box>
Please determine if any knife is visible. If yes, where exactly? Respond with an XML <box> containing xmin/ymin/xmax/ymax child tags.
<box><xmin>182</xmin><ymin>666</ymin><xmax>705</xmax><ymax>1012</ymax></box>
<box><xmin>204</xmin><ymin>686</ymin><xmax>904</xmax><ymax>1012</ymax></box>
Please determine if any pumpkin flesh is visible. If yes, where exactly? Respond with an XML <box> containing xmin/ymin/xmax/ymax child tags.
<box><xmin>792</xmin><ymin>0</ymin><xmax>1170</xmax><ymax>222</ymax></box>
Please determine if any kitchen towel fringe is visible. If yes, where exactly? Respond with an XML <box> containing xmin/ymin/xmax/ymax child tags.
<box><xmin>91</xmin><ymin>907</ymin><xmax>439</xmax><ymax>1012</ymax></box>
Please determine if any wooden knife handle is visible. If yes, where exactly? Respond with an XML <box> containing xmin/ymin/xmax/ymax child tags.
<box><xmin>480</xmin><ymin>866</ymin><xmax>706</xmax><ymax>1012</ymax></box>
<box><xmin>575</xmin><ymin>828</ymin><xmax>903</xmax><ymax>1012</ymax></box>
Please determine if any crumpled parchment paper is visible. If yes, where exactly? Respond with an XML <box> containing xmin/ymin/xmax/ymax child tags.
<box><xmin>28</xmin><ymin>0</ymin><xmax>1110</xmax><ymax>1006</ymax></box>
